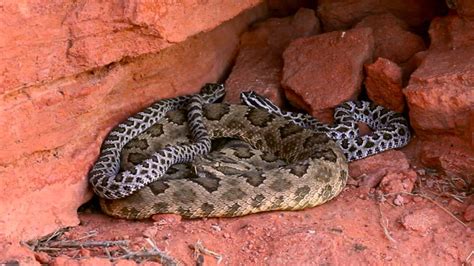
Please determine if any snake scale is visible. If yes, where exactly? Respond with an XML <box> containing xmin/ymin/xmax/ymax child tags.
<box><xmin>89</xmin><ymin>84</ymin><xmax>410</xmax><ymax>219</ymax></box>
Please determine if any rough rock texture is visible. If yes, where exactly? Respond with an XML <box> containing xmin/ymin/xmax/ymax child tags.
<box><xmin>465</xmin><ymin>204</ymin><xmax>474</xmax><ymax>221</ymax></box>
<box><xmin>267</xmin><ymin>0</ymin><xmax>314</xmax><ymax>16</ymax></box>
<box><xmin>224</xmin><ymin>8</ymin><xmax>320</xmax><ymax>106</ymax></box>
<box><xmin>429</xmin><ymin>15</ymin><xmax>474</xmax><ymax>50</ymax></box>
<box><xmin>401</xmin><ymin>208</ymin><xmax>441</xmax><ymax>234</ymax></box>
<box><xmin>2</xmin><ymin>1</ymin><xmax>474</xmax><ymax>265</ymax></box>
<box><xmin>0</xmin><ymin>0</ymin><xmax>263</xmax><ymax>92</ymax></box>
<box><xmin>400</xmin><ymin>50</ymin><xmax>428</xmax><ymax>78</ymax></box>
<box><xmin>404</xmin><ymin>46</ymin><xmax>474</xmax><ymax>180</ymax></box>
<box><xmin>281</xmin><ymin>27</ymin><xmax>374</xmax><ymax>120</ymax></box>
<box><xmin>349</xmin><ymin>150</ymin><xmax>411</xmax><ymax>188</ymax></box>
<box><xmin>364</xmin><ymin>58</ymin><xmax>405</xmax><ymax>112</ymax></box>
<box><xmin>355</xmin><ymin>13</ymin><xmax>426</xmax><ymax>64</ymax></box>
<box><xmin>403</xmin><ymin>13</ymin><xmax>474</xmax><ymax>181</ymax></box>
<box><xmin>379</xmin><ymin>170</ymin><xmax>417</xmax><ymax>194</ymax></box>
<box><xmin>416</xmin><ymin>138</ymin><xmax>474</xmax><ymax>181</ymax></box>
<box><xmin>0</xmin><ymin>1</ymin><xmax>268</xmax><ymax>246</ymax></box>
<box><xmin>316</xmin><ymin>0</ymin><xmax>447</xmax><ymax>32</ymax></box>
<box><xmin>452</xmin><ymin>0</ymin><xmax>474</xmax><ymax>19</ymax></box>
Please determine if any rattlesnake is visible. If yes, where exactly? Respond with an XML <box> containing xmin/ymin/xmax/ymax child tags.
<box><xmin>241</xmin><ymin>91</ymin><xmax>411</xmax><ymax>161</ymax></box>
<box><xmin>89</xmin><ymin>84</ymin><xmax>410</xmax><ymax>219</ymax></box>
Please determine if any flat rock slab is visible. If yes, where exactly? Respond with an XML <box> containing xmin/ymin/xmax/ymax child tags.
<box><xmin>282</xmin><ymin>27</ymin><xmax>374</xmax><ymax>120</ymax></box>
<box><xmin>224</xmin><ymin>8</ymin><xmax>320</xmax><ymax>106</ymax></box>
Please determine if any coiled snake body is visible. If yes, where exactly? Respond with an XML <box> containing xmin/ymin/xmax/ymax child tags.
<box><xmin>89</xmin><ymin>84</ymin><xmax>410</xmax><ymax>219</ymax></box>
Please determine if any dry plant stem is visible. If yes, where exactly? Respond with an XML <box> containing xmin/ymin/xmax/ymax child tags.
<box><xmin>385</xmin><ymin>192</ymin><xmax>468</xmax><ymax>228</ymax></box>
<box><xmin>115</xmin><ymin>250</ymin><xmax>178</xmax><ymax>266</ymax></box>
<box><xmin>75</xmin><ymin>230</ymin><xmax>98</xmax><ymax>241</ymax></box>
<box><xmin>377</xmin><ymin>203</ymin><xmax>397</xmax><ymax>244</ymax></box>
<box><xmin>102</xmin><ymin>239</ymin><xmax>178</xmax><ymax>265</ymax></box>
<box><xmin>192</xmin><ymin>240</ymin><xmax>223</xmax><ymax>264</ymax></box>
<box><xmin>463</xmin><ymin>250</ymin><xmax>473</xmax><ymax>266</ymax></box>
<box><xmin>44</xmin><ymin>240</ymin><xmax>129</xmax><ymax>249</ymax></box>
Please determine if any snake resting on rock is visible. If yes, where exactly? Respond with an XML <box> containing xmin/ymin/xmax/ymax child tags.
<box><xmin>88</xmin><ymin>84</ymin><xmax>411</xmax><ymax>219</ymax></box>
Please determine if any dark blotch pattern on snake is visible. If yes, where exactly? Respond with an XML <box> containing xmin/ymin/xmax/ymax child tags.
<box><xmin>90</xmin><ymin>84</ymin><xmax>410</xmax><ymax>219</ymax></box>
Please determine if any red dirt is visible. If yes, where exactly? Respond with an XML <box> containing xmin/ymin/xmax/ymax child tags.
<box><xmin>25</xmin><ymin>147</ymin><xmax>473</xmax><ymax>265</ymax></box>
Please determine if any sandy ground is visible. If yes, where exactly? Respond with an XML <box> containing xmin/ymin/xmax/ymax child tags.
<box><xmin>28</xmin><ymin>157</ymin><xmax>473</xmax><ymax>265</ymax></box>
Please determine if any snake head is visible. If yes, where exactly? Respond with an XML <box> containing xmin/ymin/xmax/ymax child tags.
<box><xmin>240</xmin><ymin>91</ymin><xmax>279</xmax><ymax>112</ymax></box>
<box><xmin>200</xmin><ymin>83</ymin><xmax>225</xmax><ymax>103</ymax></box>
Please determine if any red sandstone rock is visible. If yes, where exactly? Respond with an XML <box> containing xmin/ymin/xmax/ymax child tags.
<box><xmin>464</xmin><ymin>204</ymin><xmax>474</xmax><ymax>221</ymax></box>
<box><xmin>404</xmin><ymin>14</ymin><xmax>474</xmax><ymax>180</ymax></box>
<box><xmin>355</xmin><ymin>13</ymin><xmax>426</xmax><ymax>64</ymax></box>
<box><xmin>401</xmin><ymin>208</ymin><xmax>440</xmax><ymax>234</ymax></box>
<box><xmin>0</xmin><ymin>4</ymin><xmax>268</xmax><ymax>246</ymax></box>
<box><xmin>404</xmin><ymin>44</ymin><xmax>474</xmax><ymax>178</ymax></box>
<box><xmin>224</xmin><ymin>8</ymin><xmax>320</xmax><ymax>106</ymax></box>
<box><xmin>379</xmin><ymin>170</ymin><xmax>417</xmax><ymax>194</ymax></box>
<box><xmin>349</xmin><ymin>150</ymin><xmax>410</xmax><ymax>188</ymax></box>
<box><xmin>364</xmin><ymin>58</ymin><xmax>405</xmax><ymax>112</ymax></box>
<box><xmin>78</xmin><ymin>248</ymin><xmax>91</xmax><ymax>258</ymax></box>
<box><xmin>267</xmin><ymin>0</ymin><xmax>313</xmax><ymax>16</ymax></box>
<box><xmin>400</xmin><ymin>50</ymin><xmax>428</xmax><ymax>78</ymax></box>
<box><xmin>316</xmin><ymin>0</ymin><xmax>446</xmax><ymax>31</ymax></box>
<box><xmin>281</xmin><ymin>27</ymin><xmax>374</xmax><ymax>119</ymax></box>
<box><xmin>417</xmin><ymin>138</ymin><xmax>474</xmax><ymax>182</ymax></box>
<box><xmin>429</xmin><ymin>15</ymin><xmax>474</xmax><ymax>50</ymax></box>
<box><xmin>453</xmin><ymin>0</ymin><xmax>474</xmax><ymax>20</ymax></box>
<box><xmin>35</xmin><ymin>252</ymin><xmax>51</xmax><ymax>264</ymax></box>
<box><xmin>0</xmin><ymin>1</ymin><xmax>263</xmax><ymax>92</ymax></box>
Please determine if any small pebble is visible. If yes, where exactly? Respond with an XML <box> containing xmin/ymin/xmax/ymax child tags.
<box><xmin>79</xmin><ymin>248</ymin><xmax>91</xmax><ymax>257</ymax></box>
<box><xmin>142</xmin><ymin>227</ymin><xmax>158</xmax><ymax>238</ymax></box>
<box><xmin>34</xmin><ymin>252</ymin><xmax>51</xmax><ymax>264</ymax></box>
<box><xmin>393</xmin><ymin>194</ymin><xmax>406</xmax><ymax>206</ymax></box>
<box><xmin>463</xmin><ymin>204</ymin><xmax>474</xmax><ymax>222</ymax></box>
<box><xmin>416</xmin><ymin>169</ymin><xmax>426</xmax><ymax>176</ymax></box>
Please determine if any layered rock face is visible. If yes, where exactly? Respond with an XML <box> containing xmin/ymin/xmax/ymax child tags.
<box><xmin>404</xmin><ymin>13</ymin><xmax>474</xmax><ymax>180</ymax></box>
<box><xmin>2</xmin><ymin>0</ymin><xmax>473</xmax><ymax>264</ymax></box>
<box><xmin>0</xmin><ymin>0</ymin><xmax>267</xmax><ymax>244</ymax></box>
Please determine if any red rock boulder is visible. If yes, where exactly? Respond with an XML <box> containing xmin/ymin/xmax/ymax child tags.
<box><xmin>354</xmin><ymin>13</ymin><xmax>426</xmax><ymax>64</ymax></box>
<box><xmin>224</xmin><ymin>8</ymin><xmax>320</xmax><ymax>106</ymax></box>
<box><xmin>316</xmin><ymin>0</ymin><xmax>446</xmax><ymax>32</ymax></box>
<box><xmin>429</xmin><ymin>15</ymin><xmax>474</xmax><ymax>51</ymax></box>
<box><xmin>0</xmin><ymin>1</ymin><xmax>268</xmax><ymax>250</ymax></box>
<box><xmin>405</xmin><ymin>49</ymin><xmax>473</xmax><ymax>143</ymax></box>
<box><xmin>364</xmin><ymin>58</ymin><xmax>405</xmax><ymax>112</ymax></box>
<box><xmin>452</xmin><ymin>0</ymin><xmax>474</xmax><ymax>20</ymax></box>
<box><xmin>0</xmin><ymin>0</ymin><xmax>264</xmax><ymax>93</ymax></box>
<box><xmin>349</xmin><ymin>150</ymin><xmax>411</xmax><ymax>188</ymax></box>
<box><xmin>281</xmin><ymin>27</ymin><xmax>374</xmax><ymax>120</ymax></box>
<box><xmin>404</xmin><ymin>14</ymin><xmax>474</xmax><ymax>181</ymax></box>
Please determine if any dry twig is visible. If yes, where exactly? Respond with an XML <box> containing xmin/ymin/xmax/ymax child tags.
<box><xmin>463</xmin><ymin>250</ymin><xmax>473</xmax><ymax>266</ymax></box>
<box><xmin>112</xmin><ymin>238</ymin><xmax>178</xmax><ymax>266</ymax></box>
<box><xmin>191</xmin><ymin>240</ymin><xmax>223</xmax><ymax>264</ymax></box>
<box><xmin>40</xmin><ymin>240</ymin><xmax>129</xmax><ymax>249</ymax></box>
<box><xmin>377</xmin><ymin>195</ymin><xmax>397</xmax><ymax>244</ymax></box>
<box><xmin>385</xmin><ymin>191</ymin><xmax>468</xmax><ymax>228</ymax></box>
